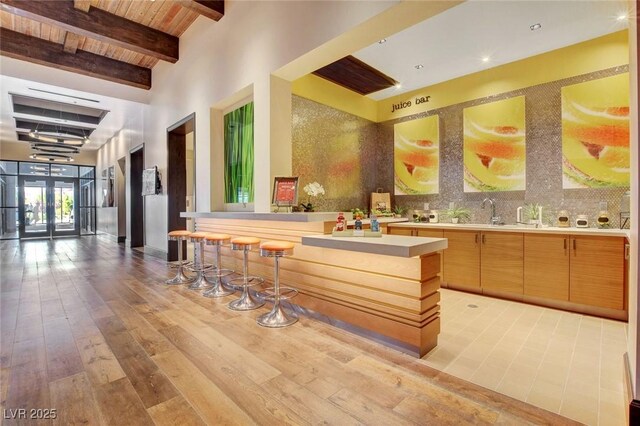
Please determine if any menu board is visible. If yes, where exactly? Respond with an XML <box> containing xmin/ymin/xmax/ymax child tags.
<box><xmin>272</xmin><ymin>177</ymin><xmax>299</xmax><ymax>207</ymax></box>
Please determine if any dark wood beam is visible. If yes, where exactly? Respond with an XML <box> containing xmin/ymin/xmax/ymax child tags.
<box><xmin>0</xmin><ymin>28</ymin><xmax>151</xmax><ymax>89</ymax></box>
<box><xmin>63</xmin><ymin>32</ymin><xmax>80</xmax><ymax>54</ymax></box>
<box><xmin>0</xmin><ymin>0</ymin><xmax>179</xmax><ymax>63</ymax></box>
<box><xmin>178</xmin><ymin>0</ymin><xmax>224</xmax><ymax>21</ymax></box>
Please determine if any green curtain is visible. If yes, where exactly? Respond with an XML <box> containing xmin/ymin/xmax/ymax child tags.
<box><xmin>224</xmin><ymin>102</ymin><xmax>254</xmax><ymax>203</ymax></box>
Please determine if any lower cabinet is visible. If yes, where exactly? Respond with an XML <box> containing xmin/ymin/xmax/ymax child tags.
<box><xmin>569</xmin><ymin>235</ymin><xmax>625</xmax><ymax>310</ymax></box>
<box><xmin>442</xmin><ymin>230</ymin><xmax>480</xmax><ymax>289</ymax></box>
<box><xmin>388</xmin><ymin>225</ymin><xmax>627</xmax><ymax>316</ymax></box>
<box><xmin>524</xmin><ymin>234</ymin><xmax>570</xmax><ymax>301</ymax></box>
<box><xmin>480</xmin><ymin>232</ymin><xmax>523</xmax><ymax>294</ymax></box>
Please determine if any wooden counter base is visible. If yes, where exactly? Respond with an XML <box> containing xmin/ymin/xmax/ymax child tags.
<box><xmin>195</xmin><ymin>217</ymin><xmax>442</xmax><ymax>357</ymax></box>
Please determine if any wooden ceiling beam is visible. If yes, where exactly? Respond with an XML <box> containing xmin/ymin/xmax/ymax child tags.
<box><xmin>0</xmin><ymin>0</ymin><xmax>179</xmax><ymax>63</ymax></box>
<box><xmin>0</xmin><ymin>28</ymin><xmax>151</xmax><ymax>90</ymax></box>
<box><xmin>63</xmin><ymin>32</ymin><xmax>80</xmax><ymax>54</ymax></box>
<box><xmin>178</xmin><ymin>0</ymin><xmax>224</xmax><ymax>21</ymax></box>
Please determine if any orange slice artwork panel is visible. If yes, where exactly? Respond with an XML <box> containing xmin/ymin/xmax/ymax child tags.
<box><xmin>394</xmin><ymin>115</ymin><xmax>440</xmax><ymax>195</ymax></box>
<box><xmin>463</xmin><ymin>96</ymin><xmax>526</xmax><ymax>192</ymax></box>
<box><xmin>561</xmin><ymin>73</ymin><xmax>630</xmax><ymax>188</ymax></box>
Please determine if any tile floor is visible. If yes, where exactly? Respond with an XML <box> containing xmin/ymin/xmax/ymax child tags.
<box><xmin>425</xmin><ymin>289</ymin><xmax>628</xmax><ymax>426</ymax></box>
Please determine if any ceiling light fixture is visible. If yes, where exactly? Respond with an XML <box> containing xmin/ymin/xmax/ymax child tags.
<box><xmin>29</xmin><ymin>153</ymin><xmax>75</xmax><ymax>163</ymax></box>
<box><xmin>482</xmin><ymin>56</ymin><xmax>490</xmax><ymax>63</ymax></box>
<box><xmin>616</xmin><ymin>13</ymin><xmax>628</xmax><ymax>21</ymax></box>
<box><xmin>415</xmin><ymin>64</ymin><xmax>424</xmax><ymax>69</ymax></box>
<box><xmin>394</xmin><ymin>83</ymin><xmax>402</xmax><ymax>89</ymax></box>
<box><xmin>378</xmin><ymin>39</ymin><xmax>387</xmax><ymax>44</ymax></box>
<box><xmin>530</xmin><ymin>23</ymin><xmax>542</xmax><ymax>31</ymax></box>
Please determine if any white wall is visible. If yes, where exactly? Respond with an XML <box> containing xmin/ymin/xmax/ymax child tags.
<box><xmin>96</xmin><ymin>108</ymin><xmax>144</xmax><ymax>239</ymax></box>
<box><xmin>143</xmin><ymin>0</ymin><xmax>399</xmax><ymax>252</ymax></box>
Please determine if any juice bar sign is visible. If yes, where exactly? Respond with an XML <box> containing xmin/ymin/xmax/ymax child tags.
<box><xmin>391</xmin><ymin>95</ymin><xmax>431</xmax><ymax>113</ymax></box>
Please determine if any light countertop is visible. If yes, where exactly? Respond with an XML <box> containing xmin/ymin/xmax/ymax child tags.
<box><xmin>388</xmin><ymin>222</ymin><xmax>630</xmax><ymax>238</ymax></box>
<box><xmin>301</xmin><ymin>234</ymin><xmax>447</xmax><ymax>258</ymax></box>
<box><xmin>181</xmin><ymin>211</ymin><xmax>347</xmax><ymax>222</ymax></box>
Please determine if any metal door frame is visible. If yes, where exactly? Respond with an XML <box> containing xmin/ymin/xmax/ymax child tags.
<box><xmin>18</xmin><ymin>176</ymin><xmax>80</xmax><ymax>239</ymax></box>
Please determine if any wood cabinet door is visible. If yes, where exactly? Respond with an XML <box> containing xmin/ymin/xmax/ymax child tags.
<box><xmin>388</xmin><ymin>227</ymin><xmax>414</xmax><ymax>236</ymax></box>
<box><xmin>416</xmin><ymin>229</ymin><xmax>444</xmax><ymax>238</ymax></box>
<box><xmin>524</xmin><ymin>234</ymin><xmax>569</xmax><ymax>301</ymax></box>
<box><xmin>442</xmin><ymin>230</ymin><xmax>480</xmax><ymax>289</ymax></box>
<box><xmin>569</xmin><ymin>236</ymin><xmax>624</xmax><ymax>310</ymax></box>
<box><xmin>480</xmin><ymin>231</ymin><xmax>523</xmax><ymax>294</ymax></box>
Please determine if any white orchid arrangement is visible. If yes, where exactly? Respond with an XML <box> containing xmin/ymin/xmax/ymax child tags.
<box><xmin>303</xmin><ymin>182</ymin><xmax>325</xmax><ymax>197</ymax></box>
<box><xmin>300</xmin><ymin>182</ymin><xmax>325</xmax><ymax>211</ymax></box>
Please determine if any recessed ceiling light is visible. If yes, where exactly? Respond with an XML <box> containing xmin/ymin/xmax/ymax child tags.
<box><xmin>378</xmin><ymin>39</ymin><xmax>387</xmax><ymax>44</ymax></box>
<box><xmin>415</xmin><ymin>64</ymin><xmax>424</xmax><ymax>70</ymax></box>
<box><xmin>482</xmin><ymin>56</ymin><xmax>490</xmax><ymax>63</ymax></box>
<box><xmin>394</xmin><ymin>83</ymin><xmax>402</xmax><ymax>89</ymax></box>
<box><xmin>530</xmin><ymin>23</ymin><xmax>542</xmax><ymax>31</ymax></box>
<box><xmin>617</xmin><ymin>13</ymin><xmax>628</xmax><ymax>21</ymax></box>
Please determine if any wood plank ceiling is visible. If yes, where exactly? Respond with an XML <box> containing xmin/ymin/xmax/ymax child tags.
<box><xmin>0</xmin><ymin>0</ymin><xmax>224</xmax><ymax>89</ymax></box>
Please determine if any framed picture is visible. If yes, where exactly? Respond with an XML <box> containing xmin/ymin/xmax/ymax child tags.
<box><xmin>272</xmin><ymin>176</ymin><xmax>299</xmax><ymax>207</ymax></box>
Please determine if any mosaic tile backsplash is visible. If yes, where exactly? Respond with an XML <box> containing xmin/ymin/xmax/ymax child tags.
<box><xmin>291</xmin><ymin>65</ymin><xmax>630</xmax><ymax>228</ymax></box>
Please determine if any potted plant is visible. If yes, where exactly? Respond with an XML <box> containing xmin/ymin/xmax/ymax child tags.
<box><xmin>522</xmin><ymin>203</ymin><xmax>542</xmax><ymax>225</ymax></box>
<box><xmin>393</xmin><ymin>205</ymin><xmax>407</xmax><ymax>218</ymax></box>
<box><xmin>445</xmin><ymin>206</ymin><xmax>471</xmax><ymax>224</ymax></box>
<box><xmin>299</xmin><ymin>182</ymin><xmax>325</xmax><ymax>212</ymax></box>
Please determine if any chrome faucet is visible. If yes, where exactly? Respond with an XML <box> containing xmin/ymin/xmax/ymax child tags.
<box><xmin>481</xmin><ymin>198</ymin><xmax>501</xmax><ymax>225</ymax></box>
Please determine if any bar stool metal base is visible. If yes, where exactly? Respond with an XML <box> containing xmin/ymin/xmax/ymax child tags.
<box><xmin>165</xmin><ymin>268</ymin><xmax>194</xmax><ymax>285</ymax></box>
<box><xmin>256</xmin><ymin>304</ymin><xmax>298</xmax><ymax>328</ymax></box>
<box><xmin>187</xmin><ymin>272</ymin><xmax>212</xmax><ymax>290</ymax></box>
<box><xmin>202</xmin><ymin>269</ymin><xmax>235</xmax><ymax>298</ymax></box>
<box><xmin>228</xmin><ymin>276</ymin><xmax>265</xmax><ymax>311</ymax></box>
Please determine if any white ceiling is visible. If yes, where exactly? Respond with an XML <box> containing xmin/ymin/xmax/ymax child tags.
<box><xmin>0</xmin><ymin>73</ymin><xmax>146</xmax><ymax>151</ymax></box>
<box><xmin>355</xmin><ymin>0</ymin><xmax>631</xmax><ymax>100</ymax></box>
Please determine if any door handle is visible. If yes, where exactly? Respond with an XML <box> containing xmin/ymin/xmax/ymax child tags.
<box><xmin>573</xmin><ymin>239</ymin><xmax>576</xmax><ymax>251</ymax></box>
<box><xmin>475</xmin><ymin>233</ymin><xmax>478</xmax><ymax>244</ymax></box>
<box><xmin>625</xmin><ymin>244</ymin><xmax>630</xmax><ymax>260</ymax></box>
<box><xmin>563</xmin><ymin>238</ymin><xmax>567</xmax><ymax>250</ymax></box>
<box><xmin>482</xmin><ymin>234</ymin><xmax>485</xmax><ymax>244</ymax></box>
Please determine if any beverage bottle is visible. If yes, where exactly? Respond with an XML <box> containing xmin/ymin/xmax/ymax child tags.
<box><xmin>370</xmin><ymin>214</ymin><xmax>380</xmax><ymax>232</ymax></box>
<box><xmin>336</xmin><ymin>212</ymin><xmax>345</xmax><ymax>231</ymax></box>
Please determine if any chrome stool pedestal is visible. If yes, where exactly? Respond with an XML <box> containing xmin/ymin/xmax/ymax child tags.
<box><xmin>202</xmin><ymin>234</ymin><xmax>235</xmax><ymax>298</ymax></box>
<box><xmin>166</xmin><ymin>230</ymin><xmax>195</xmax><ymax>285</ymax></box>
<box><xmin>188</xmin><ymin>232</ymin><xmax>215</xmax><ymax>290</ymax></box>
<box><xmin>257</xmin><ymin>242</ymin><xmax>298</xmax><ymax>328</ymax></box>
<box><xmin>227</xmin><ymin>237</ymin><xmax>264</xmax><ymax>311</ymax></box>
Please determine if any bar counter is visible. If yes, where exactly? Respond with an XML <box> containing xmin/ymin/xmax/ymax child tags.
<box><xmin>182</xmin><ymin>211</ymin><xmax>447</xmax><ymax>357</ymax></box>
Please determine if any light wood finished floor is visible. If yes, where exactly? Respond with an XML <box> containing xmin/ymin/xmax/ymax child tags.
<box><xmin>1</xmin><ymin>237</ymin><xmax>580</xmax><ymax>425</ymax></box>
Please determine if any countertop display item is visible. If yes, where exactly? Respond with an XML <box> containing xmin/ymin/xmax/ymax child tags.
<box><xmin>576</xmin><ymin>214</ymin><xmax>589</xmax><ymax>228</ymax></box>
<box><xmin>597</xmin><ymin>210</ymin><xmax>611</xmax><ymax>228</ymax></box>
<box><xmin>336</xmin><ymin>212</ymin><xmax>345</xmax><ymax>232</ymax></box>
<box><xmin>412</xmin><ymin>209</ymin><xmax>428</xmax><ymax>223</ymax></box>
<box><xmin>370</xmin><ymin>214</ymin><xmax>380</xmax><ymax>232</ymax></box>
<box><xmin>272</xmin><ymin>176</ymin><xmax>299</xmax><ymax>211</ymax></box>
<box><xmin>428</xmin><ymin>210</ymin><xmax>439</xmax><ymax>223</ymax></box>
<box><xmin>557</xmin><ymin>210</ymin><xmax>570</xmax><ymax>227</ymax></box>
<box><xmin>354</xmin><ymin>215</ymin><xmax>363</xmax><ymax>230</ymax></box>
<box><xmin>620</xmin><ymin>191</ymin><xmax>630</xmax><ymax>229</ymax></box>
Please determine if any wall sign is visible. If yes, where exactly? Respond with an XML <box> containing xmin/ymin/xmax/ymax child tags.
<box><xmin>272</xmin><ymin>176</ymin><xmax>299</xmax><ymax>207</ymax></box>
<box><xmin>391</xmin><ymin>96</ymin><xmax>431</xmax><ymax>113</ymax></box>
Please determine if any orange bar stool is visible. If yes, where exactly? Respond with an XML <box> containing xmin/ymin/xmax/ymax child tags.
<box><xmin>257</xmin><ymin>241</ymin><xmax>298</xmax><ymax>327</ymax></box>
<box><xmin>166</xmin><ymin>230</ymin><xmax>194</xmax><ymax>285</ymax></box>
<box><xmin>187</xmin><ymin>231</ymin><xmax>214</xmax><ymax>290</ymax></box>
<box><xmin>226</xmin><ymin>237</ymin><xmax>264</xmax><ymax>310</ymax></box>
<box><xmin>202</xmin><ymin>233</ymin><xmax>235</xmax><ymax>298</ymax></box>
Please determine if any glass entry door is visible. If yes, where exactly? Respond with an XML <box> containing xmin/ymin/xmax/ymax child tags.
<box><xmin>18</xmin><ymin>176</ymin><xmax>79</xmax><ymax>238</ymax></box>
